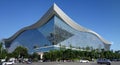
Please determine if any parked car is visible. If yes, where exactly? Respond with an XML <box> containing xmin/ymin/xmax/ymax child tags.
<box><xmin>80</xmin><ymin>60</ymin><xmax>89</xmax><ymax>63</ymax></box>
<box><xmin>97</xmin><ymin>58</ymin><xmax>111</xmax><ymax>65</ymax></box>
<box><xmin>0</xmin><ymin>59</ymin><xmax>6</xmax><ymax>62</ymax></box>
<box><xmin>2</xmin><ymin>61</ymin><xmax>15</xmax><ymax>65</ymax></box>
<box><xmin>2</xmin><ymin>61</ymin><xmax>14</xmax><ymax>65</ymax></box>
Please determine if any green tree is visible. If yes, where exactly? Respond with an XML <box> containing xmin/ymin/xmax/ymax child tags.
<box><xmin>43</xmin><ymin>48</ymin><xmax>120</xmax><ymax>61</ymax></box>
<box><xmin>30</xmin><ymin>52</ymin><xmax>39</xmax><ymax>62</ymax></box>
<box><xmin>86</xmin><ymin>46</ymin><xmax>90</xmax><ymax>51</ymax></box>
<box><xmin>0</xmin><ymin>42</ymin><xmax>8</xmax><ymax>59</ymax></box>
<box><xmin>12</xmin><ymin>46</ymin><xmax>28</xmax><ymax>58</ymax></box>
<box><xmin>62</xmin><ymin>49</ymin><xmax>75</xmax><ymax>60</ymax></box>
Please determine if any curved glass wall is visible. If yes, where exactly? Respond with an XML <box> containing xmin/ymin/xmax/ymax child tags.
<box><xmin>54</xmin><ymin>16</ymin><xmax>105</xmax><ymax>50</ymax></box>
<box><xmin>9</xmin><ymin>17</ymin><xmax>55</xmax><ymax>53</ymax></box>
<box><xmin>8</xmin><ymin>15</ymin><xmax>107</xmax><ymax>53</ymax></box>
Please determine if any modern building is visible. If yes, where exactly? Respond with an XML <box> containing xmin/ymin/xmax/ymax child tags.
<box><xmin>3</xmin><ymin>4</ymin><xmax>111</xmax><ymax>53</ymax></box>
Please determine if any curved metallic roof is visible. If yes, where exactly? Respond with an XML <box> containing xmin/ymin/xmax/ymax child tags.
<box><xmin>4</xmin><ymin>3</ymin><xmax>111</xmax><ymax>45</ymax></box>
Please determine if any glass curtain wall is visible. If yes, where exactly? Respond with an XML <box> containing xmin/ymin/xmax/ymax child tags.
<box><xmin>8</xmin><ymin>15</ymin><xmax>106</xmax><ymax>53</ymax></box>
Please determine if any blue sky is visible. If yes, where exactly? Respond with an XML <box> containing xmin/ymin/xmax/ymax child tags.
<box><xmin>0</xmin><ymin>0</ymin><xmax>120</xmax><ymax>51</ymax></box>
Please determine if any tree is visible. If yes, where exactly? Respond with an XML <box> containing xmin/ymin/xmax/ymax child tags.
<box><xmin>0</xmin><ymin>43</ymin><xmax>2</xmax><ymax>55</ymax></box>
<box><xmin>12</xmin><ymin>46</ymin><xmax>28</xmax><ymax>58</ymax></box>
<box><xmin>0</xmin><ymin>42</ymin><xmax>8</xmax><ymax>59</ymax></box>
<box><xmin>43</xmin><ymin>48</ymin><xmax>120</xmax><ymax>61</ymax></box>
<box><xmin>30</xmin><ymin>52</ymin><xmax>39</xmax><ymax>62</ymax></box>
<box><xmin>62</xmin><ymin>49</ymin><xmax>75</xmax><ymax>60</ymax></box>
<box><xmin>86</xmin><ymin>46</ymin><xmax>90</xmax><ymax>51</ymax></box>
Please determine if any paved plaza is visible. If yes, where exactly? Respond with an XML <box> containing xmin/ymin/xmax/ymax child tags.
<box><xmin>15</xmin><ymin>62</ymin><xmax>120</xmax><ymax>65</ymax></box>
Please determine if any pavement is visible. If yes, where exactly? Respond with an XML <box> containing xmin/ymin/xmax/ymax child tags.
<box><xmin>15</xmin><ymin>62</ymin><xmax>120</xmax><ymax>65</ymax></box>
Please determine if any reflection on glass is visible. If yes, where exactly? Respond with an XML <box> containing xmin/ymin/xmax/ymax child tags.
<box><xmin>8</xmin><ymin>15</ymin><xmax>106</xmax><ymax>53</ymax></box>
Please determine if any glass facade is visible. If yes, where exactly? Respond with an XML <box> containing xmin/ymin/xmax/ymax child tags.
<box><xmin>7</xmin><ymin>15</ymin><xmax>107</xmax><ymax>53</ymax></box>
<box><xmin>54</xmin><ymin>16</ymin><xmax>105</xmax><ymax>49</ymax></box>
